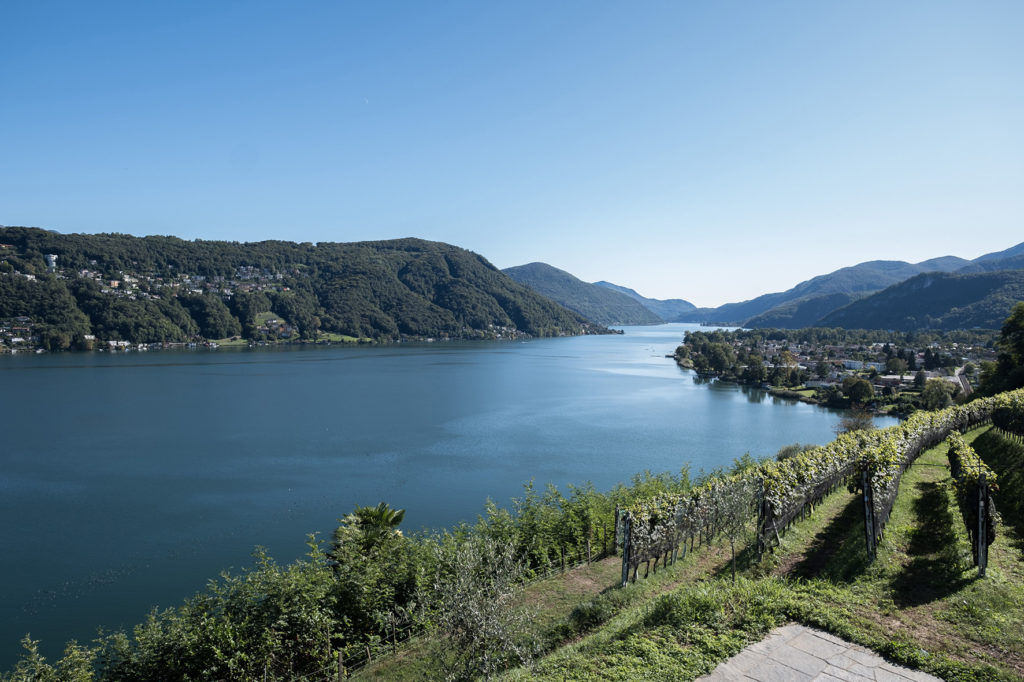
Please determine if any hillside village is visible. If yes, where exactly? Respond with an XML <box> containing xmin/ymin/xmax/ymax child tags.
<box><xmin>0</xmin><ymin>251</ymin><xmax>300</xmax><ymax>351</ymax></box>
<box><xmin>674</xmin><ymin>329</ymin><xmax>998</xmax><ymax>414</ymax></box>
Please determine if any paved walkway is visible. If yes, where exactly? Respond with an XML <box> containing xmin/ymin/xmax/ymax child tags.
<box><xmin>698</xmin><ymin>624</ymin><xmax>941</xmax><ymax>681</ymax></box>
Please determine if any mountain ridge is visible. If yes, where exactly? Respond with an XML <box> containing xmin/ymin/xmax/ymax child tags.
<box><xmin>502</xmin><ymin>263</ymin><xmax>662</xmax><ymax>326</ymax></box>
<box><xmin>0</xmin><ymin>227</ymin><xmax>608</xmax><ymax>349</ymax></box>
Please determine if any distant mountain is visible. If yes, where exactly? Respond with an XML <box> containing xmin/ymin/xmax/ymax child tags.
<box><xmin>0</xmin><ymin>227</ymin><xmax>607</xmax><ymax>348</ymax></box>
<box><xmin>742</xmin><ymin>292</ymin><xmax>869</xmax><ymax>329</ymax></box>
<box><xmin>958</xmin><ymin>254</ymin><xmax>1024</xmax><ymax>274</ymax></box>
<box><xmin>503</xmin><ymin>263</ymin><xmax>662</xmax><ymax>326</ymax></box>
<box><xmin>973</xmin><ymin>241</ymin><xmax>1024</xmax><ymax>263</ymax></box>
<box><xmin>592</xmin><ymin>281</ymin><xmax>696</xmax><ymax>321</ymax></box>
<box><xmin>587</xmin><ymin>240</ymin><xmax>1024</xmax><ymax>331</ymax></box>
<box><xmin>814</xmin><ymin>270</ymin><xmax>1024</xmax><ymax>331</ymax></box>
<box><xmin>701</xmin><ymin>258</ymin><xmax>972</xmax><ymax>326</ymax></box>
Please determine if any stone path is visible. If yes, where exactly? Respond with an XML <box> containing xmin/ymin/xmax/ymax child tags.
<box><xmin>698</xmin><ymin>623</ymin><xmax>941</xmax><ymax>681</ymax></box>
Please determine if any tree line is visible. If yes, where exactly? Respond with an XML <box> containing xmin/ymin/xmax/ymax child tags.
<box><xmin>0</xmin><ymin>227</ymin><xmax>603</xmax><ymax>349</ymax></box>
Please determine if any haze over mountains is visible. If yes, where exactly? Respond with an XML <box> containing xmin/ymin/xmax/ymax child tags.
<box><xmin>508</xmin><ymin>240</ymin><xmax>1024</xmax><ymax>331</ymax></box>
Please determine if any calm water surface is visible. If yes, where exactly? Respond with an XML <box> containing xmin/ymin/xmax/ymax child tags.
<box><xmin>0</xmin><ymin>323</ymin><xmax>896</xmax><ymax>665</ymax></box>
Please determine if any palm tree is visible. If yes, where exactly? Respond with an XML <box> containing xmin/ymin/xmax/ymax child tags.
<box><xmin>332</xmin><ymin>502</ymin><xmax>406</xmax><ymax>557</ymax></box>
<box><xmin>353</xmin><ymin>502</ymin><xmax>406</xmax><ymax>542</ymax></box>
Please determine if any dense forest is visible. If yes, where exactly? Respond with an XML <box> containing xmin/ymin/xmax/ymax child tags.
<box><xmin>815</xmin><ymin>270</ymin><xmax>1024</xmax><ymax>331</ymax></box>
<box><xmin>0</xmin><ymin>227</ymin><xmax>608</xmax><ymax>349</ymax></box>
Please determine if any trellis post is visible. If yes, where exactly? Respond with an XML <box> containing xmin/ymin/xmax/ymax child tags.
<box><xmin>978</xmin><ymin>472</ymin><xmax>988</xmax><ymax>577</ymax></box>
<box><xmin>620</xmin><ymin>514</ymin><xmax>632</xmax><ymax>588</ymax></box>
<box><xmin>861</xmin><ymin>469</ymin><xmax>876</xmax><ymax>561</ymax></box>
<box><xmin>613</xmin><ymin>506</ymin><xmax>620</xmax><ymax>554</ymax></box>
<box><xmin>756</xmin><ymin>478</ymin><xmax>767</xmax><ymax>559</ymax></box>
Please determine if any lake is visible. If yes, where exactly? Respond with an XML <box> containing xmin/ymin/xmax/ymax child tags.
<box><xmin>0</xmin><ymin>323</ymin><xmax>896</xmax><ymax>666</ymax></box>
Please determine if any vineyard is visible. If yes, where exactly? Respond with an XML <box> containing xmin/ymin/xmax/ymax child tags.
<box><xmin>616</xmin><ymin>388</ymin><xmax>1024</xmax><ymax>585</ymax></box>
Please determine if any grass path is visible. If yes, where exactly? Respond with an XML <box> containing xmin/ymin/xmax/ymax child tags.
<box><xmin>356</xmin><ymin>529</ymin><xmax>747</xmax><ymax>679</ymax></box>
<box><xmin>765</xmin><ymin>425</ymin><xmax>1024</xmax><ymax>677</ymax></box>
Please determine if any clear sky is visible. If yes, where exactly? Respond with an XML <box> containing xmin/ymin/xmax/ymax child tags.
<box><xmin>2</xmin><ymin>1</ymin><xmax>1022</xmax><ymax>307</ymax></box>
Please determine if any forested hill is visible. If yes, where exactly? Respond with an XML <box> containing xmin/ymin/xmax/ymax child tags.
<box><xmin>0</xmin><ymin>227</ymin><xmax>608</xmax><ymax>349</ymax></box>
<box><xmin>592</xmin><ymin>281</ymin><xmax>696</xmax><ymax>322</ymax></box>
<box><xmin>503</xmin><ymin>262</ymin><xmax>663</xmax><ymax>326</ymax></box>
<box><xmin>815</xmin><ymin>270</ymin><xmax>1024</xmax><ymax>331</ymax></box>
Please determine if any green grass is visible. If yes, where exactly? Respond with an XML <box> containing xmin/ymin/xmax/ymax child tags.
<box><xmin>503</xmin><ymin>426</ymin><xmax>1024</xmax><ymax>681</ymax></box>
<box><xmin>254</xmin><ymin>311</ymin><xmax>284</xmax><ymax>326</ymax></box>
<box><xmin>356</xmin><ymin>536</ymin><xmax>746</xmax><ymax>680</ymax></box>
<box><xmin>316</xmin><ymin>332</ymin><xmax>370</xmax><ymax>343</ymax></box>
<box><xmin>212</xmin><ymin>337</ymin><xmax>248</xmax><ymax>346</ymax></box>
<box><xmin>971</xmin><ymin>429</ymin><xmax>1024</xmax><ymax>541</ymax></box>
<box><xmin>356</xmin><ymin>427</ymin><xmax>1024</xmax><ymax>680</ymax></box>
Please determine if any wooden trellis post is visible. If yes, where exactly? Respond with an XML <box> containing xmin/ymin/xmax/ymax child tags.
<box><xmin>861</xmin><ymin>469</ymin><xmax>876</xmax><ymax>561</ymax></box>
<box><xmin>978</xmin><ymin>472</ymin><xmax>988</xmax><ymax>577</ymax></box>
<box><xmin>756</xmin><ymin>478</ymin><xmax>767</xmax><ymax>559</ymax></box>
<box><xmin>620</xmin><ymin>514</ymin><xmax>632</xmax><ymax>588</ymax></box>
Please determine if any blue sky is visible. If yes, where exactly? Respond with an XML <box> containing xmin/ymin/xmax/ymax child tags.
<box><xmin>2</xmin><ymin>1</ymin><xmax>1021</xmax><ymax>307</ymax></box>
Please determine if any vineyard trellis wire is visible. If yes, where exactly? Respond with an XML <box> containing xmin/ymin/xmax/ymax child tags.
<box><xmin>617</xmin><ymin>388</ymin><xmax>1024</xmax><ymax>582</ymax></box>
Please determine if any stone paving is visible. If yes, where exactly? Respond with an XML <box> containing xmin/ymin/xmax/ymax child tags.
<box><xmin>697</xmin><ymin>623</ymin><xmax>941</xmax><ymax>681</ymax></box>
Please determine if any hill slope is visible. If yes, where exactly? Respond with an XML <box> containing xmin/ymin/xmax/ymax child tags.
<box><xmin>0</xmin><ymin>227</ymin><xmax>606</xmax><ymax>348</ymax></box>
<box><xmin>814</xmin><ymin>269</ymin><xmax>1024</xmax><ymax>330</ymax></box>
<box><xmin>504</xmin><ymin>264</ymin><xmax>662</xmax><ymax>326</ymax></box>
<box><xmin>742</xmin><ymin>291</ymin><xmax>869</xmax><ymax>328</ymax></box>
<box><xmin>704</xmin><ymin>258</ymin><xmax>971</xmax><ymax>325</ymax></box>
<box><xmin>592</xmin><ymin>281</ymin><xmax>696</xmax><ymax>321</ymax></box>
<box><xmin>691</xmin><ymin>243</ymin><xmax>1022</xmax><ymax>328</ymax></box>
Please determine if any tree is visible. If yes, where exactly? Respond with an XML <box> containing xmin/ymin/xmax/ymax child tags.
<box><xmin>913</xmin><ymin>369</ymin><xmax>927</xmax><ymax>388</ymax></box>
<box><xmin>921</xmin><ymin>378</ymin><xmax>955</xmax><ymax>410</ymax></box>
<box><xmin>835</xmin><ymin>406</ymin><xmax>874</xmax><ymax>435</ymax></box>
<box><xmin>886</xmin><ymin>357</ymin><xmax>908</xmax><ymax>377</ymax></box>
<box><xmin>428</xmin><ymin>538</ymin><xmax>538</xmax><ymax>681</ymax></box>
<box><xmin>6</xmin><ymin>637</ymin><xmax>95</xmax><ymax>682</ymax></box>
<box><xmin>707</xmin><ymin>343</ymin><xmax>736</xmax><ymax>374</ymax></box>
<box><xmin>978</xmin><ymin>301</ymin><xmax>1024</xmax><ymax>395</ymax></box>
<box><xmin>716</xmin><ymin>477</ymin><xmax>758</xmax><ymax>584</ymax></box>
<box><xmin>775</xmin><ymin>443</ymin><xmax>815</xmax><ymax>461</ymax></box>
<box><xmin>742</xmin><ymin>356</ymin><xmax>767</xmax><ymax>384</ymax></box>
<box><xmin>333</xmin><ymin>501</ymin><xmax>406</xmax><ymax>554</ymax></box>
<box><xmin>844</xmin><ymin>377</ymin><xmax>874</xmax><ymax>404</ymax></box>
<box><xmin>1001</xmin><ymin>301</ymin><xmax>1024</xmax><ymax>364</ymax></box>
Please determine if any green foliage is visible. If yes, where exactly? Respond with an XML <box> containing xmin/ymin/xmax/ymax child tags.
<box><xmin>179</xmin><ymin>294</ymin><xmax>241</xmax><ymax>339</ymax></box>
<box><xmin>774</xmin><ymin>443</ymin><xmax>816</xmax><ymax>461</ymax></box>
<box><xmin>0</xmin><ymin>227</ymin><xmax>606</xmax><ymax>346</ymax></box>
<box><xmin>92</xmin><ymin>545</ymin><xmax>339</xmax><ymax>681</ymax></box>
<box><xmin>567</xmin><ymin>590</ymin><xmax>632</xmax><ymax>634</ymax></box>
<box><xmin>978</xmin><ymin>301</ymin><xmax>1024</xmax><ymax>395</ymax></box>
<box><xmin>619</xmin><ymin>388</ymin><xmax>1024</xmax><ymax>569</ymax></box>
<box><xmin>1</xmin><ymin>637</ymin><xmax>95</xmax><ymax>682</ymax></box>
<box><xmin>921</xmin><ymin>378</ymin><xmax>955</xmax><ymax>410</ymax></box>
<box><xmin>1</xmin><ymin>468</ymin><xmax>684</xmax><ymax>680</ymax></box>
<box><xmin>427</xmin><ymin>537</ymin><xmax>539</xmax><ymax>681</ymax></box>
<box><xmin>972</xmin><ymin>428</ymin><xmax>1024</xmax><ymax>536</ymax></box>
<box><xmin>945</xmin><ymin>432</ymin><xmax>999</xmax><ymax>561</ymax></box>
<box><xmin>816</xmin><ymin>270</ymin><xmax>1024</xmax><ymax>331</ymax></box>
<box><xmin>842</xmin><ymin>376</ymin><xmax>874</xmax><ymax>403</ymax></box>
<box><xmin>744</xmin><ymin>292</ymin><xmax>867</xmax><ymax>328</ymax></box>
<box><xmin>834</xmin><ymin>406</ymin><xmax>875</xmax><ymax>434</ymax></box>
